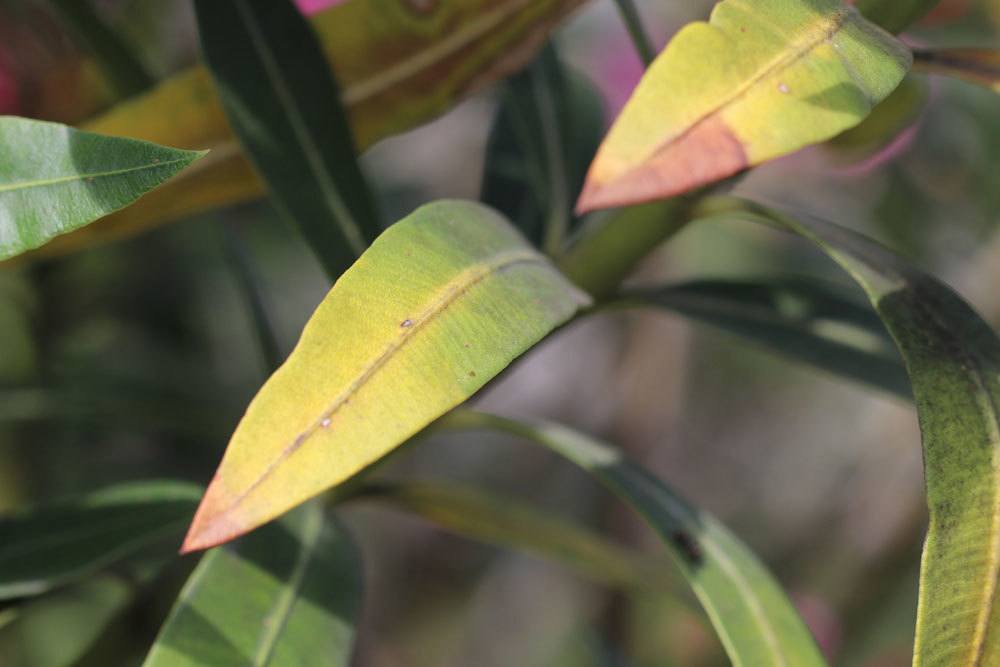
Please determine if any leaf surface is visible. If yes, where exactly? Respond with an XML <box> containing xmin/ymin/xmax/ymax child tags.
<box><xmin>0</xmin><ymin>117</ymin><xmax>204</xmax><ymax>261</ymax></box>
<box><xmin>183</xmin><ymin>201</ymin><xmax>589</xmax><ymax>551</ymax></box>
<box><xmin>194</xmin><ymin>0</ymin><xmax>381</xmax><ymax>279</ymax></box>
<box><xmin>576</xmin><ymin>0</ymin><xmax>911</xmax><ymax>212</ymax></box>
<box><xmin>20</xmin><ymin>0</ymin><xmax>587</xmax><ymax>262</ymax></box>
<box><xmin>695</xmin><ymin>197</ymin><xmax>1000</xmax><ymax>666</ymax></box>
<box><xmin>442</xmin><ymin>411</ymin><xmax>827</xmax><ymax>667</ymax></box>
<box><xmin>0</xmin><ymin>481</ymin><xmax>200</xmax><ymax>600</ymax></box>
<box><xmin>612</xmin><ymin>277</ymin><xmax>911</xmax><ymax>399</ymax></box>
<box><xmin>145</xmin><ymin>506</ymin><xmax>360</xmax><ymax>667</ymax></box>
<box><xmin>853</xmin><ymin>0</ymin><xmax>942</xmax><ymax>33</ymax></box>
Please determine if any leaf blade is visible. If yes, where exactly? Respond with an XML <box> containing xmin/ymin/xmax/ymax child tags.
<box><xmin>576</xmin><ymin>0</ymin><xmax>911</xmax><ymax>212</ymax></box>
<box><xmin>0</xmin><ymin>117</ymin><xmax>204</xmax><ymax>261</ymax></box>
<box><xmin>183</xmin><ymin>200</ymin><xmax>589</xmax><ymax>551</ymax></box>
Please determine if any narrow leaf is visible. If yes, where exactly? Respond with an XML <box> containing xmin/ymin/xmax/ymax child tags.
<box><xmin>914</xmin><ymin>48</ymin><xmax>1000</xmax><ymax>93</ymax></box>
<box><xmin>0</xmin><ymin>116</ymin><xmax>204</xmax><ymax>261</ymax></box>
<box><xmin>576</xmin><ymin>0</ymin><xmax>911</xmax><ymax>213</ymax></box>
<box><xmin>0</xmin><ymin>481</ymin><xmax>200</xmax><ymax>599</ymax></box>
<box><xmin>610</xmin><ymin>277</ymin><xmax>911</xmax><ymax>399</ymax></box>
<box><xmin>21</xmin><ymin>0</ymin><xmax>587</xmax><ymax>262</ymax></box>
<box><xmin>695</xmin><ymin>196</ymin><xmax>1000</xmax><ymax>665</ymax></box>
<box><xmin>853</xmin><ymin>0</ymin><xmax>943</xmax><ymax>34</ymax></box>
<box><xmin>442</xmin><ymin>411</ymin><xmax>827</xmax><ymax>667</ymax></box>
<box><xmin>193</xmin><ymin>0</ymin><xmax>381</xmax><ymax>279</ymax></box>
<box><xmin>145</xmin><ymin>506</ymin><xmax>360</xmax><ymax>667</ymax></box>
<box><xmin>183</xmin><ymin>201</ymin><xmax>589</xmax><ymax>552</ymax></box>
<box><xmin>356</xmin><ymin>480</ymin><xmax>660</xmax><ymax>589</ymax></box>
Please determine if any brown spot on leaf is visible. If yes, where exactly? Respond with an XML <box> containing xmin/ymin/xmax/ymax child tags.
<box><xmin>576</xmin><ymin>115</ymin><xmax>748</xmax><ymax>213</ymax></box>
<box><xmin>400</xmin><ymin>319</ymin><xmax>414</xmax><ymax>328</ymax></box>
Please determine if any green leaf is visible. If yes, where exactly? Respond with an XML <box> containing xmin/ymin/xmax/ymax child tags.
<box><xmin>913</xmin><ymin>48</ymin><xmax>1000</xmax><ymax>93</ymax></box>
<box><xmin>576</xmin><ymin>0</ymin><xmax>911</xmax><ymax>212</ymax></box>
<box><xmin>854</xmin><ymin>0</ymin><xmax>942</xmax><ymax>34</ymax></box>
<box><xmin>609</xmin><ymin>276</ymin><xmax>911</xmax><ymax>399</ymax></box>
<box><xmin>183</xmin><ymin>200</ymin><xmax>590</xmax><ymax>551</ymax></box>
<box><xmin>26</xmin><ymin>0</ymin><xmax>587</xmax><ymax>262</ymax></box>
<box><xmin>0</xmin><ymin>116</ymin><xmax>205</xmax><ymax>261</ymax></box>
<box><xmin>0</xmin><ymin>481</ymin><xmax>200</xmax><ymax>599</ymax></box>
<box><xmin>144</xmin><ymin>505</ymin><xmax>361</xmax><ymax>667</ymax></box>
<box><xmin>827</xmin><ymin>74</ymin><xmax>928</xmax><ymax>161</ymax></box>
<box><xmin>193</xmin><ymin>0</ymin><xmax>381</xmax><ymax>280</ymax></box>
<box><xmin>481</xmin><ymin>44</ymin><xmax>606</xmax><ymax>253</ymax></box>
<box><xmin>441</xmin><ymin>411</ymin><xmax>827</xmax><ymax>667</ymax></box>
<box><xmin>355</xmin><ymin>480</ymin><xmax>660</xmax><ymax>589</ymax></box>
<box><xmin>694</xmin><ymin>196</ymin><xmax>1000</xmax><ymax>665</ymax></box>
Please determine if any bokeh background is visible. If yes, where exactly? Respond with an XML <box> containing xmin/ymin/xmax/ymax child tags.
<box><xmin>1</xmin><ymin>0</ymin><xmax>999</xmax><ymax>665</ymax></box>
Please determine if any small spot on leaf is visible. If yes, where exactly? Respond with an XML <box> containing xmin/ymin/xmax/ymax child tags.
<box><xmin>400</xmin><ymin>319</ymin><xmax>414</xmax><ymax>328</ymax></box>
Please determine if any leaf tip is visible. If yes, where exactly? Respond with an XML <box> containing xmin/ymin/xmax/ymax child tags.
<box><xmin>179</xmin><ymin>479</ymin><xmax>245</xmax><ymax>554</ymax></box>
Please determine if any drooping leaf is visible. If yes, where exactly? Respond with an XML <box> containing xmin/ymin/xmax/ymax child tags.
<box><xmin>609</xmin><ymin>277</ymin><xmax>911</xmax><ymax>399</ymax></box>
<box><xmin>853</xmin><ymin>0</ymin><xmax>943</xmax><ymax>34</ymax></box>
<box><xmin>182</xmin><ymin>201</ymin><xmax>590</xmax><ymax>551</ymax></box>
<box><xmin>441</xmin><ymin>411</ymin><xmax>827</xmax><ymax>667</ymax></box>
<box><xmin>913</xmin><ymin>48</ymin><xmax>1000</xmax><ymax>93</ymax></box>
<box><xmin>575</xmin><ymin>0</ymin><xmax>911</xmax><ymax>213</ymax></box>
<box><xmin>0</xmin><ymin>481</ymin><xmax>200</xmax><ymax>599</ymax></box>
<box><xmin>694</xmin><ymin>196</ymin><xmax>1000</xmax><ymax>665</ymax></box>
<box><xmin>356</xmin><ymin>480</ymin><xmax>660</xmax><ymax>589</ymax></box>
<box><xmin>481</xmin><ymin>43</ymin><xmax>606</xmax><ymax>252</ymax></box>
<box><xmin>145</xmin><ymin>505</ymin><xmax>360</xmax><ymax>667</ymax></box>
<box><xmin>18</xmin><ymin>0</ymin><xmax>588</xmax><ymax>263</ymax></box>
<box><xmin>0</xmin><ymin>116</ymin><xmax>204</xmax><ymax>261</ymax></box>
<box><xmin>193</xmin><ymin>0</ymin><xmax>381</xmax><ymax>280</ymax></box>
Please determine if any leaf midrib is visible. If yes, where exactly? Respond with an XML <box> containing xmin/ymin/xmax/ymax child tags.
<box><xmin>0</xmin><ymin>157</ymin><xmax>194</xmax><ymax>194</ymax></box>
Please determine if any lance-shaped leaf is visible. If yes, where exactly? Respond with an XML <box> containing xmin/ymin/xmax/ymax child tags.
<box><xmin>441</xmin><ymin>411</ymin><xmax>827</xmax><ymax>667</ymax></box>
<box><xmin>914</xmin><ymin>48</ymin><xmax>1000</xmax><ymax>93</ymax></box>
<box><xmin>575</xmin><ymin>0</ymin><xmax>911</xmax><ymax>213</ymax></box>
<box><xmin>693</xmin><ymin>196</ymin><xmax>1000</xmax><ymax>665</ymax></box>
<box><xmin>356</xmin><ymin>480</ymin><xmax>657</xmax><ymax>589</ymax></box>
<box><xmin>0</xmin><ymin>481</ymin><xmax>200</xmax><ymax>599</ymax></box>
<box><xmin>19</xmin><ymin>0</ymin><xmax>587</xmax><ymax>263</ymax></box>
<box><xmin>182</xmin><ymin>201</ymin><xmax>590</xmax><ymax>552</ymax></box>
<box><xmin>0</xmin><ymin>116</ymin><xmax>204</xmax><ymax>261</ymax></box>
<box><xmin>852</xmin><ymin>0</ymin><xmax>942</xmax><ymax>34</ymax></box>
<box><xmin>608</xmin><ymin>277</ymin><xmax>911</xmax><ymax>399</ymax></box>
<box><xmin>145</xmin><ymin>506</ymin><xmax>360</xmax><ymax>666</ymax></box>
<box><xmin>193</xmin><ymin>0</ymin><xmax>381</xmax><ymax>280</ymax></box>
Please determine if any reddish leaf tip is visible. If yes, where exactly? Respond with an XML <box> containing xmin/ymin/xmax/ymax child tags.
<box><xmin>179</xmin><ymin>479</ymin><xmax>245</xmax><ymax>554</ymax></box>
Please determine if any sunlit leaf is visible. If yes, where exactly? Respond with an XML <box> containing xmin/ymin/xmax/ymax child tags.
<box><xmin>441</xmin><ymin>411</ymin><xmax>827</xmax><ymax>667</ymax></box>
<box><xmin>610</xmin><ymin>276</ymin><xmax>911</xmax><ymax>399</ymax></box>
<box><xmin>576</xmin><ymin>0</ymin><xmax>911</xmax><ymax>213</ymax></box>
<box><xmin>145</xmin><ymin>505</ymin><xmax>360</xmax><ymax>667</ymax></box>
<box><xmin>914</xmin><ymin>48</ymin><xmax>1000</xmax><ymax>92</ymax></box>
<box><xmin>182</xmin><ymin>201</ymin><xmax>589</xmax><ymax>551</ymax></box>
<box><xmin>853</xmin><ymin>0</ymin><xmax>943</xmax><ymax>33</ymax></box>
<box><xmin>356</xmin><ymin>480</ymin><xmax>660</xmax><ymax>589</ymax></box>
<box><xmin>194</xmin><ymin>0</ymin><xmax>381</xmax><ymax>280</ymax></box>
<box><xmin>694</xmin><ymin>196</ymin><xmax>1000</xmax><ymax>665</ymax></box>
<box><xmin>19</xmin><ymin>0</ymin><xmax>587</xmax><ymax>262</ymax></box>
<box><xmin>0</xmin><ymin>116</ymin><xmax>204</xmax><ymax>261</ymax></box>
<box><xmin>0</xmin><ymin>481</ymin><xmax>200</xmax><ymax>599</ymax></box>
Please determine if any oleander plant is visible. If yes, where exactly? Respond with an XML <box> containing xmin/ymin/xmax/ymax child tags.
<box><xmin>2</xmin><ymin>0</ymin><xmax>1000</xmax><ymax>664</ymax></box>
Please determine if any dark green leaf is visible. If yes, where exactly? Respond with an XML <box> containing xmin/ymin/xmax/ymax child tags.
<box><xmin>0</xmin><ymin>481</ymin><xmax>200</xmax><ymax>599</ymax></box>
<box><xmin>855</xmin><ymin>0</ymin><xmax>942</xmax><ymax>33</ymax></box>
<box><xmin>193</xmin><ymin>0</ymin><xmax>382</xmax><ymax>281</ymax></box>
<box><xmin>0</xmin><ymin>116</ymin><xmax>205</xmax><ymax>261</ymax></box>
<box><xmin>441</xmin><ymin>411</ymin><xmax>827</xmax><ymax>667</ymax></box>
<box><xmin>144</xmin><ymin>505</ymin><xmax>361</xmax><ymax>666</ymax></box>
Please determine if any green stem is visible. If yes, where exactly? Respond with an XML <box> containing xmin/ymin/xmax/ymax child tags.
<box><xmin>221</xmin><ymin>222</ymin><xmax>283</xmax><ymax>374</ymax></box>
<box><xmin>612</xmin><ymin>0</ymin><xmax>656</xmax><ymax>67</ymax></box>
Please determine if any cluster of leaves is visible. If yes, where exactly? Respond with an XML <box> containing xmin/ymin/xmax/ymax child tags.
<box><xmin>2</xmin><ymin>0</ymin><xmax>1000</xmax><ymax>664</ymax></box>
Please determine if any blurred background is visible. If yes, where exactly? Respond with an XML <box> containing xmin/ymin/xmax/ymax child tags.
<box><xmin>1</xmin><ymin>0</ymin><xmax>999</xmax><ymax>665</ymax></box>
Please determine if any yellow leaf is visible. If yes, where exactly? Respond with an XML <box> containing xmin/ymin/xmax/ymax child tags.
<box><xmin>576</xmin><ymin>0</ymin><xmax>911</xmax><ymax>213</ymax></box>
<box><xmin>182</xmin><ymin>201</ymin><xmax>589</xmax><ymax>552</ymax></box>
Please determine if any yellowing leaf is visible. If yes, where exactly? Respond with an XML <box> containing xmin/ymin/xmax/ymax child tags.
<box><xmin>576</xmin><ymin>0</ymin><xmax>911</xmax><ymax>213</ymax></box>
<box><xmin>182</xmin><ymin>201</ymin><xmax>589</xmax><ymax>552</ymax></box>
<box><xmin>20</xmin><ymin>0</ymin><xmax>587</xmax><ymax>262</ymax></box>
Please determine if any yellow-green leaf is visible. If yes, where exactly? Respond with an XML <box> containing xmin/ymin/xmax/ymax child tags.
<box><xmin>18</xmin><ymin>0</ymin><xmax>587</xmax><ymax>262</ymax></box>
<box><xmin>576</xmin><ymin>0</ymin><xmax>911</xmax><ymax>213</ymax></box>
<box><xmin>182</xmin><ymin>201</ymin><xmax>590</xmax><ymax>552</ymax></box>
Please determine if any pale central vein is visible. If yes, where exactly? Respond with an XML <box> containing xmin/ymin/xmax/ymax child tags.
<box><xmin>0</xmin><ymin>157</ymin><xmax>194</xmax><ymax>194</ymax></box>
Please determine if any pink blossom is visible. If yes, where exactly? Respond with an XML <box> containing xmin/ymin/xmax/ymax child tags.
<box><xmin>294</xmin><ymin>0</ymin><xmax>344</xmax><ymax>15</ymax></box>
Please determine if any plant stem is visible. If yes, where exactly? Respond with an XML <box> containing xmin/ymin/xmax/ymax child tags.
<box><xmin>612</xmin><ymin>0</ymin><xmax>656</xmax><ymax>67</ymax></box>
<box><xmin>221</xmin><ymin>221</ymin><xmax>283</xmax><ymax>374</ymax></box>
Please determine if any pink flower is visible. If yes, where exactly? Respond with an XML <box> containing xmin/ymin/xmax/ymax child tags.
<box><xmin>294</xmin><ymin>0</ymin><xmax>344</xmax><ymax>15</ymax></box>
